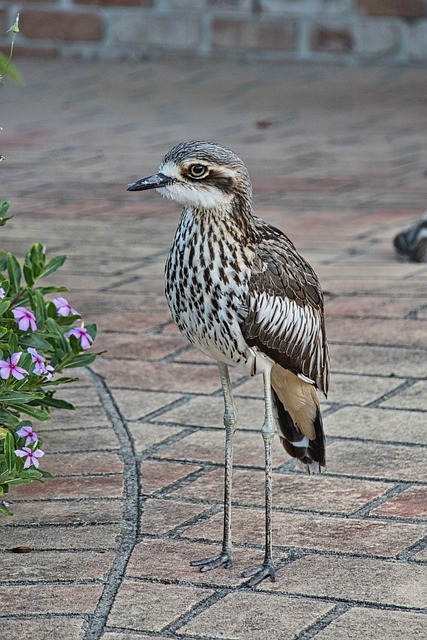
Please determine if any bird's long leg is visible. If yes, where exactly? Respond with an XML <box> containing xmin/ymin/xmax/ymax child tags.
<box><xmin>190</xmin><ymin>362</ymin><xmax>237</xmax><ymax>572</ymax></box>
<box><xmin>242</xmin><ymin>365</ymin><xmax>276</xmax><ymax>587</ymax></box>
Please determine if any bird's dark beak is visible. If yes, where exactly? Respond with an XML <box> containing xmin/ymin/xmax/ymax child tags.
<box><xmin>127</xmin><ymin>172</ymin><xmax>171</xmax><ymax>191</ymax></box>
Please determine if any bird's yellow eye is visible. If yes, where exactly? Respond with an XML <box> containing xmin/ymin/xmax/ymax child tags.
<box><xmin>188</xmin><ymin>164</ymin><xmax>207</xmax><ymax>179</ymax></box>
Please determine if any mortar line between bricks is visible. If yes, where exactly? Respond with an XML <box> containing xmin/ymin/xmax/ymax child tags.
<box><xmin>295</xmin><ymin>602</ymin><xmax>351</xmax><ymax>640</ymax></box>
<box><xmin>83</xmin><ymin>367</ymin><xmax>140</xmax><ymax>640</ymax></box>
<box><xmin>365</xmin><ymin>378</ymin><xmax>420</xmax><ymax>409</ymax></box>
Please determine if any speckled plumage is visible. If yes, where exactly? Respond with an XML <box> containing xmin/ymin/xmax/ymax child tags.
<box><xmin>128</xmin><ymin>140</ymin><xmax>330</xmax><ymax>585</ymax></box>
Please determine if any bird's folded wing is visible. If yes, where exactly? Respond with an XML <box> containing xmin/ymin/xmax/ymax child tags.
<box><xmin>240</xmin><ymin>218</ymin><xmax>329</xmax><ymax>395</ymax></box>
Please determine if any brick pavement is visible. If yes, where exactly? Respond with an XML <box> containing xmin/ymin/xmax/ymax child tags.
<box><xmin>0</xmin><ymin>59</ymin><xmax>426</xmax><ymax>639</ymax></box>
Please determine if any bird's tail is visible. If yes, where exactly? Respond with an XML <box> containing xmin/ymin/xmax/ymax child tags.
<box><xmin>271</xmin><ymin>365</ymin><xmax>325</xmax><ymax>474</ymax></box>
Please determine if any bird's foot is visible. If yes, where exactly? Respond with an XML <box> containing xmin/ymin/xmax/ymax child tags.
<box><xmin>190</xmin><ymin>550</ymin><xmax>233</xmax><ymax>573</ymax></box>
<box><xmin>242</xmin><ymin>561</ymin><xmax>276</xmax><ymax>587</ymax></box>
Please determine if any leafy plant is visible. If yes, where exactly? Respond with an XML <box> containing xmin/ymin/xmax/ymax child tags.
<box><xmin>0</xmin><ymin>202</ymin><xmax>99</xmax><ymax>515</ymax></box>
<box><xmin>0</xmin><ymin>14</ymin><xmax>24</xmax><ymax>86</ymax></box>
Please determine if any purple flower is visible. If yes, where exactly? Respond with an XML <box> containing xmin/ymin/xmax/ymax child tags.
<box><xmin>14</xmin><ymin>446</ymin><xmax>44</xmax><ymax>469</ymax></box>
<box><xmin>12</xmin><ymin>306</ymin><xmax>37</xmax><ymax>331</ymax></box>
<box><xmin>0</xmin><ymin>287</ymin><xmax>5</xmax><ymax>299</ymax></box>
<box><xmin>67</xmin><ymin>327</ymin><xmax>93</xmax><ymax>350</ymax></box>
<box><xmin>52</xmin><ymin>297</ymin><xmax>78</xmax><ymax>317</ymax></box>
<box><xmin>0</xmin><ymin>352</ymin><xmax>28</xmax><ymax>380</ymax></box>
<box><xmin>27</xmin><ymin>347</ymin><xmax>54</xmax><ymax>379</ymax></box>
<box><xmin>16</xmin><ymin>424</ymin><xmax>38</xmax><ymax>446</ymax></box>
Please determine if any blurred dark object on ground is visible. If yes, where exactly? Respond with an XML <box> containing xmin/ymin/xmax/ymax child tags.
<box><xmin>394</xmin><ymin>213</ymin><xmax>427</xmax><ymax>262</ymax></box>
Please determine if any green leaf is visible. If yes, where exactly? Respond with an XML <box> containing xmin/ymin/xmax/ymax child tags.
<box><xmin>6</xmin><ymin>253</ymin><xmax>21</xmax><ymax>295</ymax></box>
<box><xmin>43</xmin><ymin>375</ymin><xmax>79</xmax><ymax>387</ymax></box>
<box><xmin>8</xmin><ymin>404</ymin><xmax>50</xmax><ymax>421</ymax></box>
<box><xmin>0</xmin><ymin>391</ymin><xmax>44</xmax><ymax>404</ymax></box>
<box><xmin>62</xmin><ymin>352</ymin><xmax>98</xmax><ymax>369</ymax></box>
<box><xmin>0</xmin><ymin>202</ymin><xmax>13</xmax><ymax>228</ymax></box>
<box><xmin>18</xmin><ymin>334</ymin><xmax>53</xmax><ymax>352</ymax></box>
<box><xmin>24</xmin><ymin>243</ymin><xmax>47</xmax><ymax>287</ymax></box>
<box><xmin>0</xmin><ymin>201</ymin><xmax>11</xmax><ymax>217</ymax></box>
<box><xmin>39</xmin><ymin>396</ymin><xmax>75</xmax><ymax>411</ymax></box>
<box><xmin>0</xmin><ymin>51</ymin><xmax>24</xmax><ymax>84</ymax></box>
<box><xmin>0</xmin><ymin>299</ymin><xmax>11</xmax><ymax>316</ymax></box>
<box><xmin>6</xmin><ymin>476</ymin><xmax>38</xmax><ymax>486</ymax></box>
<box><xmin>7</xmin><ymin>331</ymin><xmax>19</xmax><ymax>354</ymax></box>
<box><xmin>38</xmin><ymin>255</ymin><xmax>67</xmax><ymax>280</ymax></box>
<box><xmin>4</xmin><ymin>432</ymin><xmax>15</xmax><ymax>471</ymax></box>
<box><xmin>0</xmin><ymin>503</ymin><xmax>13</xmax><ymax>516</ymax></box>
<box><xmin>37</xmin><ymin>286</ymin><xmax>69</xmax><ymax>295</ymax></box>
<box><xmin>20</xmin><ymin>468</ymin><xmax>44</xmax><ymax>480</ymax></box>
<box><xmin>0</xmin><ymin>408</ymin><xmax>20</xmax><ymax>427</ymax></box>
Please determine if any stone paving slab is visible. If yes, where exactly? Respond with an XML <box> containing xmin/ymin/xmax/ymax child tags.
<box><xmin>0</xmin><ymin>58</ymin><xmax>426</xmax><ymax>639</ymax></box>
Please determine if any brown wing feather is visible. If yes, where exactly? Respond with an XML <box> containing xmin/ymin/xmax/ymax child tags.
<box><xmin>241</xmin><ymin>217</ymin><xmax>329</xmax><ymax>395</ymax></box>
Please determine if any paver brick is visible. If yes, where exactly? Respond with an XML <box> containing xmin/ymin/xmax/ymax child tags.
<box><xmin>327</xmin><ymin>317</ymin><xmax>427</xmax><ymax>349</ymax></box>
<box><xmin>315</xmin><ymin>608</ymin><xmax>427</xmax><ymax>640</ymax></box>
<box><xmin>158</xmin><ymin>394</ymin><xmax>265</xmax><ymax>430</ymax></box>
<box><xmin>0</xmin><ymin>524</ymin><xmax>121</xmax><ymax>551</ymax></box>
<box><xmin>140</xmin><ymin>460</ymin><xmax>201</xmax><ymax>494</ymax></box>
<box><xmin>0</xmin><ymin>583</ymin><xmax>103</xmax><ymax>614</ymax></box>
<box><xmin>102</xmin><ymin>634</ymin><xmax>168</xmax><ymax>640</ymax></box>
<box><xmin>261</xmin><ymin>555</ymin><xmax>427</xmax><ymax>609</ymax></box>
<box><xmin>325</xmin><ymin>373</ymin><xmax>404</xmax><ymax>406</ymax></box>
<box><xmin>0</xmin><ymin>618</ymin><xmax>86</xmax><ymax>640</ymax></box>
<box><xmin>40</xmin><ymin>406</ymin><xmax>110</xmax><ymax>430</ymax></box>
<box><xmin>185</xmin><ymin>508</ymin><xmax>427</xmax><ymax>556</ymax></box>
<box><xmin>371</xmin><ymin>486</ymin><xmax>427</xmax><ymax>519</ymax></box>
<box><xmin>0</xmin><ymin>499</ymin><xmax>124</xmax><ymax>526</ymax></box>
<box><xmin>140</xmin><ymin>498</ymin><xmax>208</xmax><ymax>535</ymax></box>
<box><xmin>329</xmin><ymin>344</ymin><xmax>427</xmax><ymax>378</ymax></box>
<box><xmin>127</xmin><ymin>539</ymin><xmax>258</xmax><ymax>587</ymax></box>
<box><xmin>44</xmin><ymin>451</ymin><xmax>124</xmax><ymax>476</ymax></box>
<box><xmin>42</xmin><ymin>427</ymin><xmax>120</xmax><ymax>453</ymax></box>
<box><xmin>110</xmin><ymin>389</ymin><xmax>184</xmax><ymax>421</ymax></box>
<box><xmin>326</xmin><ymin>440</ymin><xmax>427</xmax><ymax>482</ymax></box>
<box><xmin>92</xmin><ymin>359</ymin><xmax>221</xmax><ymax>393</ymax></box>
<box><xmin>172</xmin><ymin>468</ymin><xmax>391</xmax><ymax>514</ymax></box>
<box><xmin>178</xmin><ymin>591</ymin><xmax>334</xmax><ymax>639</ymax></box>
<box><xmin>155</xmin><ymin>429</ymin><xmax>285</xmax><ymax>468</ymax></box>
<box><xmin>107</xmin><ymin>580</ymin><xmax>214</xmax><ymax>632</ymax></box>
<box><xmin>128</xmin><ymin>422</ymin><xmax>185</xmax><ymax>453</ymax></box>
<box><xmin>95</xmin><ymin>332</ymin><xmax>188</xmax><ymax>361</ymax></box>
<box><xmin>380</xmin><ymin>380</ymin><xmax>427</xmax><ymax>410</ymax></box>
<box><xmin>0</xmin><ymin>550</ymin><xmax>115</xmax><ymax>583</ymax></box>
<box><xmin>325</xmin><ymin>406</ymin><xmax>427</xmax><ymax>445</ymax></box>
<box><xmin>10</xmin><ymin>474</ymin><xmax>124</xmax><ymax>500</ymax></box>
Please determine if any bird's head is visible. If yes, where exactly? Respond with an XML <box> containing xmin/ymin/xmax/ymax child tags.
<box><xmin>127</xmin><ymin>140</ymin><xmax>252</xmax><ymax>212</ymax></box>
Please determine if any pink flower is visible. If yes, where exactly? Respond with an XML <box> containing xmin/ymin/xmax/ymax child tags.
<box><xmin>52</xmin><ymin>297</ymin><xmax>78</xmax><ymax>317</ymax></box>
<box><xmin>27</xmin><ymin>347</ymin><xmax>54</xmax><ymax>379</ymax></box>
<box><xmin>16</xmin><ymin>424</ymin><xmax>38</xmax><ymax>446</ymax></box>
<box><xmin>14</xmin><ymin>446</ymin><xmax>45</xmax><ymax>469</ymax></box>
<box><xmin>0</xmin><ymin>352</ymin><xmax>28</xmax><ymax>380</ymax></box>
<box><xmin>12</xmin><ymin>306</ymin><xmax>37</xmax><ymax>331</ymax></box>
<box><xmin>66</xmin><ymin>327</ymin><xmax>93</xmax><ymax>350</ymax></box>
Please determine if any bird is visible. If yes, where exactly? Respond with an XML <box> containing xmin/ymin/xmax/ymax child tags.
<box><xmin>127</xmin><ymin>140</ymin><xmax>329</xmax><ymax>586</ymax></box>
<box><xmin>393</xmin><ymin>212</ymin><xmax>427</xmax><ymax>263</ymax></box>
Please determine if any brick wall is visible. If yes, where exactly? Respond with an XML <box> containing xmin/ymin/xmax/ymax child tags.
<box><xmin>1</xmin><ymin>0</ymin><xmax>427</xmax><ymax>63</ymax></box>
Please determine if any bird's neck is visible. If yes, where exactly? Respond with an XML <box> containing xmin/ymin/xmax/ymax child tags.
<box><xmin>185</xmin><ymin>193</ymin><xmax>254</xmax><ymax>247</ymax></box>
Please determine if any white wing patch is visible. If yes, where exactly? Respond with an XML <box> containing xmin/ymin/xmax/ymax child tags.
<box><xmin>249</xmin><ymin>291</ymin><xmax>326</xmax><ymax>386</ymax></box>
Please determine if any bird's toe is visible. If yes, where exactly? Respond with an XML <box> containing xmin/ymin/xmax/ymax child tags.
<box><xmin>242</xmin><ymin>561</ymin><xmax>276</xmax><ymax>587</ymax></box>
<box><xmin>190</xmin><ymin>550</ymin><xmax>233</xmax><ymax>572</ymax></box>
